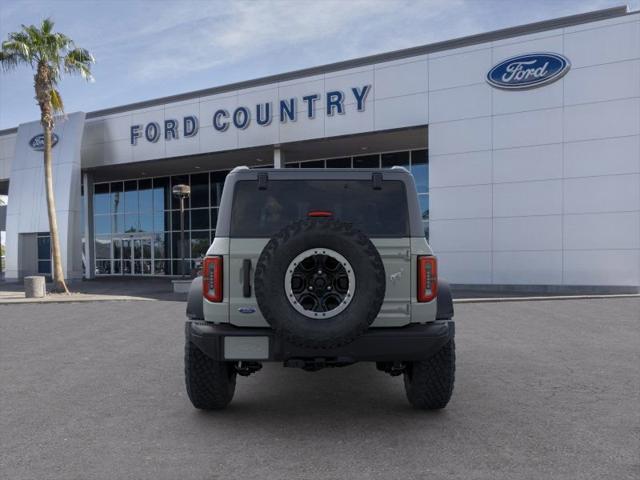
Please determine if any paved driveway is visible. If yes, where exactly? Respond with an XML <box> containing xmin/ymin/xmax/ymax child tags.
<box><xmin>1</xmin><ymin>298</ymin><xmax>638</xmax><ymax>479</ymax></box>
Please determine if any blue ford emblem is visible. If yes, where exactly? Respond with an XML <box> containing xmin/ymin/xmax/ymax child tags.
<box><xmin>487</xmin><ymin>53</ymin><xmax>570</xmax><ymax>90</ymax></box>
<box><xmin>238</xmin><ymin>307</ymin><xmax>256</xmax><ymax>314</ymax></box>
<box><xmin>29</xmin><ymin>133</ymin><xmax>59</xmax><ymax>151</ymax></box>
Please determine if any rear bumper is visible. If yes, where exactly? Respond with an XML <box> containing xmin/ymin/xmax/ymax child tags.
<box><xmin>187</xmin><ymin>321</ymin><xmax>454</xmax><ymax>362</ymax></box>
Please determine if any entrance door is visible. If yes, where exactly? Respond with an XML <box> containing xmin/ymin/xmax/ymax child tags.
<box><xmin>113</xmin><ymin>236</ymin><xmax>153</xmax><ymax>275</ymax></box>
<box><xmin>132</xmin><ymin>237</ymin><xmax>153</xmax><ymax>275</ymax></box>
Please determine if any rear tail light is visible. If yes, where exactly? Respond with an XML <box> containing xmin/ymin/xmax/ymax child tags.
<box><xmin>417</xmin><ymin>256</ymin><xmax>437</xmax><ymax>302</ymax></box>
<box><xmin>203</xmin><ymin>256</ymin><xmax>223</xmax><ymax>302</ymax></box>
<box><xmin>307</xmin><ymin>210</ymin><xmax>333</xmax><ymax>217</ymax></box>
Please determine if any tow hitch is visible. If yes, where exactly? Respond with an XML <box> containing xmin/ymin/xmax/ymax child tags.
<box><xmin>235</xmin><ymin>361</ymin><xmax>263</xmax><ymax>376</ymax></box>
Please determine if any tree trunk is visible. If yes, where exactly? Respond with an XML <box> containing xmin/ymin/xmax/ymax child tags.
<box><xmin>43</xmin><ymin>122</ymin><xmax>69</xmax><ymax>293</ymax></box>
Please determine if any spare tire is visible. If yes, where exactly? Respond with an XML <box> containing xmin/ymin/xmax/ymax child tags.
<box><xmin>254</xmin><ymin>219</ymin><xmax>386</xmax><ymax>349</ymax></box>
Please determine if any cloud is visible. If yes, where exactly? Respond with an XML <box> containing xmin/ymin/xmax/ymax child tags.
<box><xmin>91</xmin><ymin>0</ymin><xmax>473</xmax><ymax>81</ymax></box>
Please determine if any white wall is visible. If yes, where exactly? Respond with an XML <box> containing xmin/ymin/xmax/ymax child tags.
<box><xmin>0</xmin><ymin>133</ymin><xmax>16</xmax><ymax>181</ymax></box>
<box><xmin>428</xmin><ymin>13</ymin><xmax>640</xmax><ymax>287</ymax></box>
<box><xmin>5</xmin><ymin>113</ymin><xmax>85</xmax><ymax>280</ymax></box>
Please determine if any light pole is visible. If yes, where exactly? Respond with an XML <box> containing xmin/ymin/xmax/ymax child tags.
<box><xmin>172</xmin><ymin>184</ymin><xmax>191</xmax><ymax>278</ymax></box>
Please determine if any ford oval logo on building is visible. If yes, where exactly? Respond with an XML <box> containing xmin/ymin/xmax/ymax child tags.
<box><xmin>29</xmin><ymin>133</ymin><xmax>59</xmax><ymax>151</ymax></box>
<box><xmin>487</xmin><ymin>53</ymin><xmax>570</xmax><ymax>90</ymax></box>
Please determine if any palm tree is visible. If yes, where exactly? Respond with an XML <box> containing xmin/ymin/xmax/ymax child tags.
<box><xmin>0</xmin><ymin>18</ymin><xmax>94</xmax><ymax>293</ymax></box>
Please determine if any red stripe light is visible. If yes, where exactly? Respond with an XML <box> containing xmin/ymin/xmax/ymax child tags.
<box><xmin>308</xmin><ymin>210</ymin><xmax>333</xmax><ymax>217</ymax></box>
<box><xmin>202</xmin><ymin>256</ymin><xmax>223</xmax><ymax>302</ymax></box>
<box><xmin>417</xmin><ymin>256</ymin><xmax>437</xmax><ymax>302</ymax></box>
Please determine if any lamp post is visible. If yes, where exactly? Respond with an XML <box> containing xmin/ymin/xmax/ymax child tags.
<box><xmin>172</xmin><ymin>184</ymin><xmax>191</xmax><ymax>278</ymax></box>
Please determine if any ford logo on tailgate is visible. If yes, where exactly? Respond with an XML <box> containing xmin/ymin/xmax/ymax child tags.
<box><xmin>487</xmin><ymin>53</ymin><xmax>570</xmax><ymax>90</ymax></box>
<box><xmin>29</xmin><ymin>133</ymin><xmax>59</xmax><ymax>151</ymax></box>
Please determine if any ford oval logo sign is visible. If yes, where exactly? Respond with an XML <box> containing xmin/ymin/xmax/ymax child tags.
<box><xmin>29</xmin><ymin>133</ymin><xmax>59</xmax><ymax>151</ymax></box>
<box><xmin>487</xmin><ymin>53</ymin><xmax>570</xmax><ymax>90</ymax></box>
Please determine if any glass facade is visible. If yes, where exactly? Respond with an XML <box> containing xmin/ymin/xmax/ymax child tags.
<box><xmin>93</xmin><ymin>171</ymin><xmax>228</xmax><ymax>275</ymax></box>
<box><xmin>92</xmin><ymin>148</ymin><xmax>429</xmax><ymax>276</ymax></box>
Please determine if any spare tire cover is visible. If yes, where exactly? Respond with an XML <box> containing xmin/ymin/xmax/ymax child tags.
<box><xmin>254</xmin><ymin>219</ymin><xmax>386</xmax><ymax>349</ymax></box>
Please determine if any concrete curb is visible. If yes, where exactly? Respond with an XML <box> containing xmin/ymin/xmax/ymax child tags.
<box><xmin>0</xmin><ymin>295</ymin><xmax>155</xmax><ymax>305</ymax></box>
<box><xmin>454</xmin><ymin>293</ymin><xmax>640</xmax><ymax>304</ymax></box>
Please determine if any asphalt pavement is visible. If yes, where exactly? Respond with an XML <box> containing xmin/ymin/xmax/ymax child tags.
<box><xmin>1</xmin><ymin>298</ymin><xmax>638</xmax><ymax>480</ymax></box>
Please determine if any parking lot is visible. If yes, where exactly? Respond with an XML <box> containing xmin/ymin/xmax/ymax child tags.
<box><xmin>1</xmin><ymin>297</ymin><xmax>638</xmax><ymax>479</ymax></box>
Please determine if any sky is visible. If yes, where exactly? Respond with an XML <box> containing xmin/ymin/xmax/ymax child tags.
<box><xmin>0</xmin><ymin>0</ymin><xmax>636</xmax><ymax>130</ymax></box>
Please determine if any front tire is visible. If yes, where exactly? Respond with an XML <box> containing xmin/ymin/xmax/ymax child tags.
<box><xmin>184</xmin><ymin>326</ymin><xmax>237</xmax><ymax>410</ymax></box>
<box><xmin>403</xmin><ymin>339</ymin><xmax>455</xmax><ymax>410</ymax></box>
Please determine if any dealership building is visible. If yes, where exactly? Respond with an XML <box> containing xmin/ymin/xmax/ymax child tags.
<box><xmin>0</xmin><ymin>6</ymin><xmax>639</xmax><ymax>292</ymax></box>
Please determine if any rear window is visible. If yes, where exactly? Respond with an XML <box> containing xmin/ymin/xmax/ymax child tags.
<box><xmin>230</xmin><ymin>179</ymin><xmax>409</xmax><ymax>237</ymax></box>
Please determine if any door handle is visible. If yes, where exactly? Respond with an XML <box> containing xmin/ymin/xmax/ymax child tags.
<box><xmin>242</xmin><ymin>259</ymin><xmax>252</xmax><ymax>297</ymax></box>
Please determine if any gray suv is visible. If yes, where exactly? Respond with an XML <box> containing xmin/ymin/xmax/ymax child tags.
<box><xmin>184</xmin><ymin>166</ymin><xmax>455</xmax><ymax>410</ymax></box>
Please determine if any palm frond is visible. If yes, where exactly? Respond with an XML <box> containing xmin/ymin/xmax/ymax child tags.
<box><xmin>64</xmin><ymin>47</ymin><xmax>94</xmax><ymax>81</ymax></box>
<box><xmin>53</xmin><ymin>32</ymin><xmax>72</xmax><ymax>50</ymax></box>
<box><xmin>50</xmin><ymin>88</ymin><xmax>64</xmax><ymax>113</ymax></box>
<box><xmin>0</xmin><ymin>51</ymin><xmax>20</xmax><ymax>70</ymax></box>
<box><xmin>41</xmin><ymin>18</ymin><xmax>54</xmax><ymax>35</ymax></box>
<box><xmin>22</xmin><ymin>24</ymin><xmax>42</xmax><ymax>47</ymax></box>
<box><xmin>2</xmin><ymin>36</ymin><xmax>32</xmax><ymax>64</ymax></box>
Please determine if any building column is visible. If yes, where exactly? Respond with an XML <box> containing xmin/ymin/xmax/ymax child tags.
<box><xmin>83</xmin><ymin>172</ymin><xmax>95</xmax><ymax>279</ymax></box>
<box><xmin>273</xmin><ymin>146</ymin><xmax>283</xmax><ymax>168</ymax></box>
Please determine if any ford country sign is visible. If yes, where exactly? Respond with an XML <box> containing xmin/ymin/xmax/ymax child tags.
<box><xmin>29</xmin><ymin>133</ymin><xmax>59</xmax><ymax>151</ymax></box>
<box><xmin>130</xmin><ymin>84</ymin><xmax>371</xmax><ymax>146</ymax></box>
<box><xmin>487</xmin><ymin>53</ymin><xmax>570</xmax><ymax>90</ymax></box>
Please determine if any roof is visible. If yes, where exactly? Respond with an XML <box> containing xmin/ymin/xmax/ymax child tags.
<box><xmin>0</xmin><ymin>5</ymin><xmax>631</xmax><ymax>136</ymax></box>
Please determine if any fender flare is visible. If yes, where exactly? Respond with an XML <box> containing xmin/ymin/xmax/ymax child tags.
<box><xmin>186</xmin><ymin>277</ymin><xmax>204</xmax><ymax>320</ymax></box>
<box><xmin>436</xmin><ymin>279</ymin><xmax>454</xmax><ymax>320</ymax></box>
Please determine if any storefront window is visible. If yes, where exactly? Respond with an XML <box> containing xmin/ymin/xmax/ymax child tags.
<box><xmin>191</xmin><ymin>209</ymin><xmax>209</xmax><ymax>230</ymax></box>
<box><xmin>139</xmin><ymin>212</ymin><xmax>153</xmax><ymax>232</ymax></box>
<box><xmin>353</xmin><ymin>154</ymin><xmax>380</xmax><ymax>168</ymax></box>
<box><xmin>153</xmin><ymin>233</ymin><xmax>168</xmax><ymax>258</ymax></box>
<box><xmin>326</xmin><ymin>157</ymin><xmax>351</xmax><ymax>168</ymax></box>
<box><xmin>37</xmin><ymin>232</ymin><xmax>51</xmax><ymax>274</ymax></box>
<box><xmin>172</xmin><ymin>210</ymin><xmax>190</xmax><ymax>231</ymax></box>
<box><xmin>153</xmin><ymin>211</ymin><xmax>168</xmax><ymax>232</ymax></box>
<box><xmin>95</xmin><ymin>236</ymin><xmax>111</xmax><ymax>259</ymax></box>
<box><xmin>124</xmin><ymin>213</ymin><xmax>139</xmax><ymax>233</ymax></box>
<box><xmin>300</xmin><ymin>160</ymin><xmax>325</xmax><ymax>168</ymax></box>
<box><xmin>138</xmin><ymin>179</ymin><xmax>153</xmax><ymax>212</ymax></box>
<box><xmin>153</xmin><ymin>177</ymin><xmax>170</xmax><ymax>211</ymax></box>
<box><xmin>94</xmin><ymin>184</ymin><xmax>110</xmax><ymax>214</ymax></box>
<box><xmin>111</xmin><ymin>182</ymin><xmax>123</xmax><ymax>215</ymax></box>
<box><xmin>112</xmin><ymin>214</ymin><xmax>124</xmax><ymax>234</ymax></box>
<box><xmin>411</xmin><ymin>149</ymin><xmax>428</xmax><ymax>194</ymax></box>
<box><xmin>190</xmin><ymin>173</ymin><xmax>209</xmax><ymax>208</ymax></box>
<box><xmin>124</xmin><ymin>180</ymin><xmax>138</xmax><ymax>212</ymax></box>
<box><xmin>381</xmin><ymin>151</ymin><xmax>409</xmax><ymax>169</ymax></box>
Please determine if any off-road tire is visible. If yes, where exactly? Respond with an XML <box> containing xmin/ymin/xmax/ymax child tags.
<box><xmin>403</xmin><ymin>339</ymin><xmax>455</xmax><ymax>410</ymax></box>
<box><xmin>184</xmin><ymin>324</ymin><xmax>237</xmax><ymax>410</ymax></box>
<box><xmin>254</xmin><ymin>219</ymin><xmax>386</xmax><ymax>349</ymax></box>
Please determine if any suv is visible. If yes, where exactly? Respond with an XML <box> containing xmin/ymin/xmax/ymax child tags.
<box><xmin>184</xmin><ymin>166</ymin><xmax>455</xmax><ymax>410</ymax></box>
